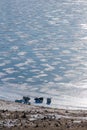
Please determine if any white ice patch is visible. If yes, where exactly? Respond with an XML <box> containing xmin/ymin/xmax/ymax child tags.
<box><xmin>15</xmin><ymin>31</ymin><xmax>28</xmax><ymax>38</ymax></box>
<box><xmin>17</xmin><ymin>51</ymin><xmax>27</xmax><ymax>56</ymax></box>
<box><xmin>53</xmin><ymin>74</ymin><xmax>63</xmax><ymax>81</ymax></box>
<box><xmin>26</xmin><ymin>78</ymin><xmax>35</xmax><ymax>82</ymax></box>
<box><xmin>0</xmin><ymin>63</ymin><xmax>6</xmax><ymax>66</ymax></box>
<box><xmin>80</xmin><ymin>23</ymin><xmax>87</xmax><ymax>29</ymax></box>
<box><xmin>0</xmin><ymin>72</ymin><xmax>7</xmax><ymax>78</ymax></box>
<box><xmin>33</xmin><ymin>73</ymin><xmax>48</xmax><ymax>78</ymax></box>
<box><xmin>27</xmin><ymin>40</ymin><xmax>38</xmax><ymax>45</ymax></box>
<box><xmin>3</xmin><ymin>68</ymin><xmax>17</xmax><ymax>74</ymax></box>
<box><xmin>48</xmin><ymin>17</ymin><xmax>61</xmax><ymax>25</ymax></box>
<box><xmin>41</xmin><ymin>64</ymin><xmax>55</xmax><ymax>71</ymax></box>
<box><xmin>1</xmin><ymin>78</ymin><xmax>15</xmax><ymax>82</ymax></box>
<box><xmin>10</xmin><ymin>46</ymin><xmax>19</xmax><ymax>51</ymax></box>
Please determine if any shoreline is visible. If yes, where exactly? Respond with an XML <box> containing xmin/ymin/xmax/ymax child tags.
<box><xmin>0</xmin><ymin>100</ymin><xmax>87</xmax><ymax>130</ymax></box>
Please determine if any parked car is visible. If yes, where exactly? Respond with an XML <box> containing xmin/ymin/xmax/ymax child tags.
<box><xmin>34</xmin><ymin>97</ymin><xmax>43</xmax><ymax>103</ymax></box>
<box><xmin>15</xmin><ymin>99</ymin><xmax>23</xmax><ymax>103</ymax></box>
<box><xmin>47</xmin><ymin>98</ymin><xmax>51</xmax><ymax>105</ymax></box>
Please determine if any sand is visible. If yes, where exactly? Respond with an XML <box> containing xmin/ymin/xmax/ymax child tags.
<box><xmin>0</xmin><ymin>100</ymin><xmax>87</xmax><ymax>130</ymax></box>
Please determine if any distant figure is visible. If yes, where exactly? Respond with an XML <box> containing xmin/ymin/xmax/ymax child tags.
<box><xmin>34</xmin><ymin>97</ymin><xmax>43</xmax><ymax>103</ymax></box>
<box><xmin>47</xmin><ymin>98</ymin><xmax>51</xmax><ymax>105</ymax></box>
<box><xmin>23</xmin><ymin>96</ymin><xmax>30</xmax><ymax>104</ymax></box>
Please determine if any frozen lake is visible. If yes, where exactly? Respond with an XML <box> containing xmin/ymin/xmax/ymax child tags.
<box><xmin>0</xmin><ymin>0</ymin><xmax>87</xmax><ymax>109</ymax></box>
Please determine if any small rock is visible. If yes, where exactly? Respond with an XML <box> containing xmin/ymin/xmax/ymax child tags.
<box><xmin>35</xmin><ymin>124</ymin><xmax>38</xmax><ymax>127</ymax></box>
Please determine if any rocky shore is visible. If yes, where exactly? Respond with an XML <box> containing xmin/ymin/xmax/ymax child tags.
<box><xmin>0</xmin><ymin>100</ymin><xmax>87</xmax><ymax>130</ymax></box>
